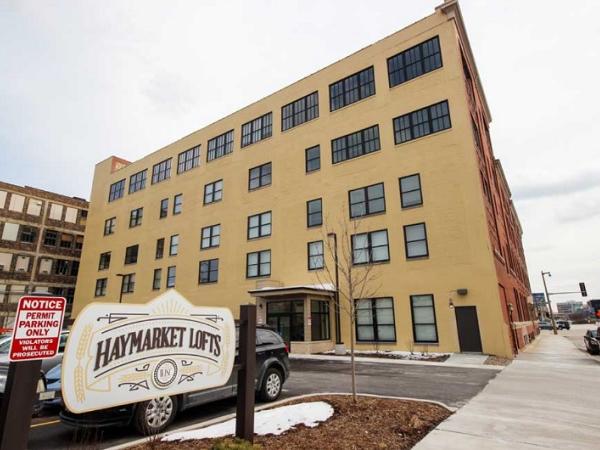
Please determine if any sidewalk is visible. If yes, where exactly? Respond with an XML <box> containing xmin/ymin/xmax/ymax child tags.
<box><xmin>414</xmin><ymin>333</ymin><xmax>600</xmax><ymax>450</ymax></box>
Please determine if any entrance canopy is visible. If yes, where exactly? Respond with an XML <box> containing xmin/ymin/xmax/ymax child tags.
<box><xmin>248</xmin><ymin>283</ymin><xmax>335</xmax><ymax>299</ymax></box>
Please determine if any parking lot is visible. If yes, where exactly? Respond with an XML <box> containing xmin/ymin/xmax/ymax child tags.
<box><xmin>28</xmin><ymin>358</ymin><xmax>499</xmax><ymax>449</ymax></box>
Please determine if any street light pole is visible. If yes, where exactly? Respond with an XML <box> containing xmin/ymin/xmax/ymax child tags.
<box><xmin>541</xmin><ymin>271</ymin><xmax>557</xmax><ymax>335</ymax></box>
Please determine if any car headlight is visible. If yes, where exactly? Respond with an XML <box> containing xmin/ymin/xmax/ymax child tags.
<box><xmin>36</xmin><ymin>378</ymin><xmax>45</xmax><ymax>394</ymax></box>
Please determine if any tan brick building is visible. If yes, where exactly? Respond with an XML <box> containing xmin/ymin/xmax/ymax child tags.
<box><xmin>74</xmin><ymin>0</ymin><xmax>534</xmax><ymax>358</ymax></box>
<box><xmin>0</xmin><ymin>181</ymin><xmax>89</xmax><ymax>325</ymax></box>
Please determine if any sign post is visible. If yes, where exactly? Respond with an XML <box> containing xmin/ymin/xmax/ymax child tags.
<box><xmin>0</xmin><ymin>295</ymin><xmax>66</xmax><ymax>450</ymax></box>
<box><xmin>235</xmin><ymin>304</ymin><xmax>256</xmax><ymax>442</ymax></box>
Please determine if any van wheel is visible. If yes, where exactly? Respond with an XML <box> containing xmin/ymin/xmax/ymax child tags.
<box><xmin>259</xmin><ymin>368</ymin><xmax>282</xmax><ymax>402</ymax></box>
<box><xmin>133</xmin><ymin>396</ymin><xmax>178</xmax><ymax>435</ymax></box>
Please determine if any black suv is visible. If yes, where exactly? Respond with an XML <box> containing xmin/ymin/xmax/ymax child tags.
<box><xmin>58</xmin><ymin>326</ymin><xmax>290</xmax><ymax>435</ymax></box>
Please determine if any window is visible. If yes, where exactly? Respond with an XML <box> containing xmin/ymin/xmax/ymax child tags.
<box><xmin>60</xmin><ymin>233</ymin><xmax>73</xmax><ymax>249</ymax></box>
<box><xmin>329</xmin><ymin>66</ymin><xmax>375</xmax><ymax>111</ymax></box>
<box><xmin>152</xmin><ymin>269</ymin><xmax>162</xmax><ymax>290</ymax></box>
<box><xmin>393</xmin><ymin>100</ymin><xmax>451</xmax><ymax>144</ymax></box>
<box><xmin>70</xmin><ymin>261</ymin><xmax>80</xmax><ymax>277</ymax></box>
<box><xmin>403</xmin><ymin>223</ymin><xmax>429</xmax><ymax>258</ymax></box>
<box><xmin>173</xmin><ymin>194</ymin><xmax>183</xmax><ymax>215</ymax></box>
<box><xmin>160</xmin><ymin>198</ymin><xmax>169</xmax><ymax>218</ymax></box>
<box><xmin>108</xmin><ymin>179</ymin><xmax>125</xmax><ymax>202</ymax></box>
<box><xmin>95</xmin><ymin>278</ymin><xmax>107</xmax><ymax>297</ymax></box>
<box><xmin>19</xmin><ymin>226</ymin><xmax>36</xmax><ymax>243</ymax></box>
<box><xmin>54</xmin><ymin>259</ymin><xmax>69</xmax><ymax>275</ymax></box>
<box><xmin>166</xmin><ymin>266</ymin><xmax>176</xmax><ymax>288</ymax></box>
<box><xmin>121</xmin><ymin>274</ymin><xmax>135</xmax><ymax>294</ymax></box>
<box><xmin>124</xmin><ymin>245</ymin><xmax>139</xmax><ymax>264</ymax></box>
<box><xmin>352</xmin><ymin>230</ymin><xmax>389</xmax><ymax>264</ymax></box>
<box><xmin>104</xmin><ymin>217</ymin><xmax>116</xmax><ymax>235</ymax></box>
<box><xmin>311</xmin><ymin>300</ymin><xmax>330</xmax><ymax>341</ymax></box>
<box><xmin>356</xmin><ymin>297</ymin><xmax>396</xmax><ymax>342</ymax></box>
<box><xmin>388</xmin><ymin>36</ymin><xmax>442</xmax><ymax>87</ymax></box>
<box><xmin>129</xmin><ymin>207</ymin><xmax>143</xmax><ymax>228</ymax></box>
<box><xmin>241</xmin><ymin>112</ymin><xmax>272</xmax><ymax>147</ymax></box>
<box><xmin>332</xmin><ymin>125</ymin><xmax>380</xmax><ymax>164</ymax></box>
<box><xmin>306</xmin><ymin>199</ymin><xmax>322</xmax><ymax>227</ymax></box>
<box><xmin>307</xmin><ymin>240</ymin><xmax>324</xmax><ymax>270</ymax></box>
<box><xmin>207</xmin><ymin>130</ymin><xmax>234</xmax><ymax>161</ymax></box>
<box><xmin>156</xmin><ymin>238</ymin><xmax>165</xmax><ymax>259</ymax></box>
<box><xmin>204</xmin><ymin>180</ymin><xmax>223</xmax><ymax>204</ymax></box>
<box><xmin>129</xmin><ymin>170</ymin><xmax>147</xmax><ymax>194</ymax></box>
<box><xmin>169</xmin><ymin>235</ymin><xmax>179</xmax><ymax>256</ymax></box>
<box><xmin>282</xmin><ymin>91</ymin><xmax>319</xmax><ymax>131</ymax></box>
<box><xmin>305</xmin><ymin>145</ymin><xmax>320</xmax><ymax>173</ymax></box>
<box><xmin>247</xmin><ymin>212</ymin><xmax>271</xmax><ymax>239</ymax></box>
<box><xmin>177</xmin><ymin>145</ymin><xmax>200</xmax><ymax>174</ymax></box>
<box><xmin>246</xmin><ymin>250</ymin><xmax>271</xmax><ymax>278</ymax></box>
<box><xmin>410</xmin><ymin>295</ymin><xmax>438</xmax><ymax>343</ymax></box>
<box><xmin>199</xmin><ymin>259</ymin><xmax>219</xmax><ymax>284</ymax></box>
<box><xmin>98</xmin><ymin>252</ymin><xmax>111</xmax><ymax>270</ymax></box>
<box><xmin>44</xmin><ymin>230</ymin><xmax>57</xmax><ymax>246</ymax></box>
<box><xmin>201</xmin><ymin>224</ymin><xmax>221</xmax><ymax>249</ymax></box>
<box><xmin>249</xmin><ymin>163</ymin><xmax>272</xmax><ymax>190</ymax></box>
<box><xmin>349</xmin><ymin>183</ymin><xmax>385</xmax><ymax>218</ymax></box>
<box><xmin>399</xmin><ymin>174</ymin><xmax>423</xmax><ymax>208</ymax></box>
<box><xmin>152</xmin><ymin>158</ymin><xmax>172</xmax><ymax>184</ymax></box>
<box><xmin>75</xmin><ymin>235</ymin><xmax>84</xmax><ymax>250</ymax></box>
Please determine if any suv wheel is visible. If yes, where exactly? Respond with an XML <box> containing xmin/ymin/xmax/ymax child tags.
<box><xmin>259</xmin><ymin>367</ymin><xmax>283</xmax><ymax>402</ymax></box>
<box><xmin>133</xmin><ymin>395</ymin><xmax>178</xmax><ymax>435</ymax></box>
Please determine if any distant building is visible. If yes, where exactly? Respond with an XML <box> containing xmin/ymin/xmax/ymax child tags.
<box><xmin>0</xmin><ymin>181</ymin><xmax>89</xmax><ymax>325</ymax></box>
<box><xmin>556</xmin><ymin>301</ymin><xmax>584</xmax><ymax>316</ymax></box>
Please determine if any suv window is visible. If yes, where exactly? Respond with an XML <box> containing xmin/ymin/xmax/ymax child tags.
<box><xmin>257</xmin><ymin>329</ymin><xmax>281</xmax><ymax>345</ymax></box>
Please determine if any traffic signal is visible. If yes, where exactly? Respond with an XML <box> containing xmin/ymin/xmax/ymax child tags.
<box><xmin>579</xmin><ymin>282</ymin><xmax>587</xmax><ymax>297</ymax></box>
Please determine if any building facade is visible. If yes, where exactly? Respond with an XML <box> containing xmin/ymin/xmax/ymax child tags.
<box><xmin>556</xmin><ymin>301</ymin><xmax>584</xmax><ymax>317</ymax></box>
<box><xmin>0</xmin><ymin>182</ymin><xmax>89</xmax><ymax>325</ymax></box>
<box><xmin>74</xmin><ymin>0</ymin><xmax>533</xmax><ymax>358</ymax></box>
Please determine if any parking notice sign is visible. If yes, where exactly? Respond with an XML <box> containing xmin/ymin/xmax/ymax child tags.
<box><xmin>9</xmin><ymin>296</ymin><xmax>66</xmax><ymax>362</ymax></box>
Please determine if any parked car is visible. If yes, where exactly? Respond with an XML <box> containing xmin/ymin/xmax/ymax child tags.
<box><xmin>584</xmin><ymin>329</ymin><xmax>599</xmax><ymax>355</ymax></box>
<box><xmin>538</xmin><ymin>321</ymin><xmax>553</xmax><ymax>330</ymax></box>
<box><xmin>0</xmin><ymin>330</ymin><xmax>69</xmax><ymax>415</ymax></box>
<box><xmin>58</xmin><ymin>325</ymin><xmax>290</xmax><ymax>435</ymax></box>
<box><xmin>556</xmin><ymin>320</ymin><xmax>571</xmax><ymax>330</ymax></box>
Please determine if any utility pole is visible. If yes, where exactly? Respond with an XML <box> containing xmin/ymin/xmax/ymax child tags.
<box><xmin>541</xmin><ymin>271</ymin><xmax>557</xmax><ymax>335</ymax></box>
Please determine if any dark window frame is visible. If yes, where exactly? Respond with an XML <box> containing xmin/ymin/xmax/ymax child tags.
<box><xmin>399</xmin><ymin>174</ymin><xmax>423</xmax><ymax>208</ymax></box>
<box><xmin>355</xmin><ymin>297</ymin><xmax>397</xmax><ymax>343</ymax></box>
<box><xmin>403</xmin><ymin>222</ymin><xmax>429</xmax><ymax>259</ymax></box>
<box><xmin>152</xmin><ymin>268</ymin><xmax>162</xmax><ymax>290</ymax></box>
<box><xmin>121</xmin><ymin>273</ymin><xmax>135</xmax><ymax>293</ymax></box>
<box><xmin>306</xmin><ymin>198</ymin><xmax>322</xmax><ymax>228</ymax></box>
<box><xmin>307</xmin><ymin>240</ymin><xmax>324</xmax><ymax>270</ymax></box>
<box><xmin>166</xmin><ymin>266</ymin><xmax>176</xmax><ymax>288</ymax></box>
<box><xmin>108</xmin><ymin>179</ymin><xmax>126</xmax><ymax>202</ymax></box>
<box><xmin>351</xmin><ymin>229</ymin><xmax>390</xmax><ymax>265</ymax></box>
<box><xmin>204</xmin><ymin>179</ymin><xmax>223</xmax><ymax>205</ymax></box>
<box><xmin>124</xmin><ymin>245</ymin><xmax>139</xmax><ymax>265</ymax></box>
<box><xmin>329</xmin><ymin>66</ymin><xmax>375</xmax><ymax>111</ymax></box>
<box><xmin>248</xmin><ymin>162</ymin><xmax>272</xmax><ymax>191</ymax></box>
<box><xmin>19</xmin><ymin>226</ymin><xmax>36</xmax><ymax>243</ymax></box>
<box><xmin>247</xmin><ymin>211</ymin><xmax>271</xmax><ymax>240</ymax></box>
<box><xmin>155</xmin><ymin>238</ymin><xmax>165</xmax><ymax>259</ymax></box>
<box><xmin>44</xmin><ymin>230</ymin><xmax>58</xmax><ymax>246</ymax></box>
<box><xmin>95</xmin><ymin>278</ymin><xmax>107</xmax><ymax>297</ymax></box>
<box><xmin>129</xmin><ymin>207</ymin><xmax>143</xmax><ymax>228</ymax></box>
<box><xmin>128</xmin><ymin>170</ymin><xmax>147</xmax><ymax>194</ymax></box>
<box><xmin>151</xmin><ymin>158</ymin><xmax>172</xmax><ymax>184</ymax></box>
<box><xmin>169</xmin><ymin>234</ymin><xmax>179</xmax><ymax>256</ymax></box>
<box><xmin>393</xmin><ymin>100</ymin><xmax>451</xmax><ymax>145</ymax></box>
<box><xmin>387</xmin><ymin>36</ymin><xmax>443</xmax><ymax>88</ymax></box>
<box><xmin>207</xmin><ymin>130</ymin><xmax>234</xmax><ymax>161</ymax></box>
<box><xmin>348</xmin><ymin>182</ymin><xmax>386</xmax><ymax>219</ymax></box>
<box><xmin>311</xmin><ymin>299</ymin><xmax>330</xmax><ymax>341</ymax></box>
<box><xmin>246</xmin><ymin>249</ymin><xmax>271</xmax><ymax>278</ymax></box>
<box><xmin>98</xmin><ymin>251</ymin><xmax>111</xmax><ymax>270</ymax></box>
<box><xmin>103</xmin><ymin>217</ymin><xmax>116</xmax><ymax>236</ymax></box>
<box><xmin>281</xmin><ymin>91</ymin><xmax>319</xmax><ymax>131</ymax></box>
<box><xmin>177</xmin><ymin>145</ymin><xmax>200</xmax><ymax>174</ymax></box>
<box><xmin>199</xmin><ymin>258</ymin><xmax>219</xmax><ymax>284</ymax></box>
<box><xmin>173</xmin><ymin>194</ymin><xmax>183</xmax><ymax>215</ymax></box>
<box><xmin>201</xmin><ymin>224</ymin><xmax>221</xmax><ymax>249</ymax></box>
<box><xmin>331</xmin><ymin>125</ymin><xmax>380</xmax><ymax>164</ymax></box>
<box><xmin>159</xmin><ymin>198</ymin><xmax>169</xmax><ymax>218</ymax></box>
<box><xmin>305</xmin><ymin>145</ymin><xmax>321</xmax><ymax>173</ymax></box>
<box><xmin>241</xmin><ymin>112</ymin><xmax>273</xmax><ymax>147</ymax></box>
<box><xmin>409</xmin><ymin>294</ymin><xmax>439</xmax><ymax>344</ymax></box>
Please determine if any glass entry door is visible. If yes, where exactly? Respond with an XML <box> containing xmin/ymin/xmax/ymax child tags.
<box><xmin>266</xmin><ymin>300</ymin><xmax>304</xmax><ymax>344</ymax></box>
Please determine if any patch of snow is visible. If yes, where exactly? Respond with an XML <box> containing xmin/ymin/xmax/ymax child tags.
<box><xmin>163</xmin><ymin>401</ymin><xmax>334</xmax><ymax>442</ymax></box>
<box><xmin>320</xmin><ymin>349</ymin><xmax>449</xmax><ymax>360</ymax></box>
<box><xmin>251</xmin><ymin>283</ymin><xmax>335</xmax><ymax>292</ymax></box>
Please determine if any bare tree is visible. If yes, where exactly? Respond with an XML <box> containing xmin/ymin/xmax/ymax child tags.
<box><xmin>315</xmin><ymin>218</ymin><xmax>381</xmax><ymax>403</ymax></box>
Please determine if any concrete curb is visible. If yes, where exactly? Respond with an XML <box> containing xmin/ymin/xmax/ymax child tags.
<box><xmin>104</xmin><ymin>392</ymin><xmax>456</xmax><ymax>450</ymax></box>
<box><xmin>289</xmin><ymin>353</ymin><xmax>505</xmax><ymax>371</ymax></box>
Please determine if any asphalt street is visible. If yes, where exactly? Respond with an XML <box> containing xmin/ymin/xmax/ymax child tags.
<box><xmin>27</xmin><ymin>358</ymin><xmax>499</xmax><ymax>450</ymax></box>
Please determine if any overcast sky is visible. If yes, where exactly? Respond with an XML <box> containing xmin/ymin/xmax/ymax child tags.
<box><xmin>1</xmin><ymin>0</ymin><xmax>598</xmax><ymax>300</ymax></box>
